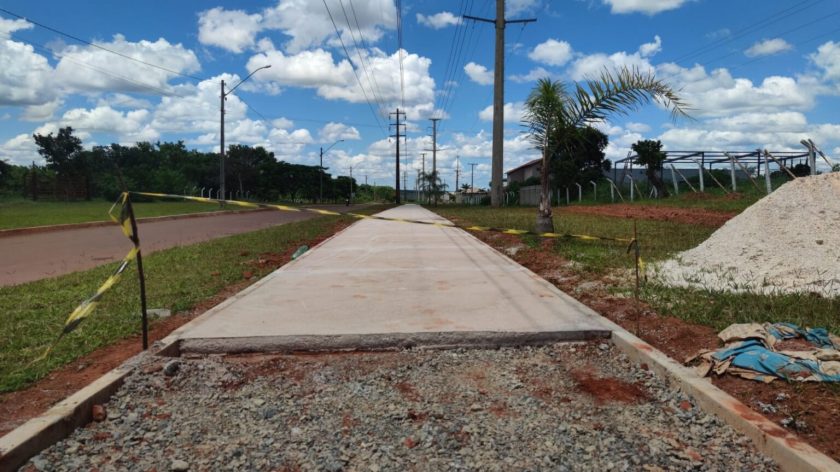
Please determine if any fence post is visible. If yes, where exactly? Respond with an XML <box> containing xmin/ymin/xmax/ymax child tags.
<box><xmin>697</xmin><ymin>161</ymin><xmax>705</xmax><ymax>192</ymax></box>
<box><xmin>730</xmin><ymin>155</ymin><xmax>737</xmax><ymax>192</ymax></box>
<box><xmin>125</xmin><ymin>194</ymin><xmax>149</xmax><ymax>350</ymax></box>
<box><xmin>670</xmin><ymin>165</ymin><xmax>678</xmax><ymax>195</ymax></box>
<box><xmin>764</xmin><ymin>150</ymin><xmax>772</xmax><ymax>194</ymax></box>
<box><xmin>627</xmin><ymin>176</ymin><xmax>635</xmax><ymax>201</ymax></box>
<box><xmin>590</xmin><ymin>181</ymin><xmax>597</xmax><ymax>201</ymax></box>
<box><xmin>575</xmin><ymin>183</ymin><xmax>582</xmax><ymax>202</ymax></box>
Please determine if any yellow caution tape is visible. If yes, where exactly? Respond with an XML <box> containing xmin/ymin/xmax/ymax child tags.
<box><xmin>130</xmin><ymin>191</ymin><xmax>635</xmax><ymax>244</ymax></box>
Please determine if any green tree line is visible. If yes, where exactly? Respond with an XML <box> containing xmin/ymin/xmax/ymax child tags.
<box><xmin>0</xmin><ymin>127</ymin><xmax>395</xmax><ymax>203</ymax></box>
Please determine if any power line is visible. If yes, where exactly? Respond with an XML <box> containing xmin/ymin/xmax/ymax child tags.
<box><xmin>348</xmin><ymin>0</ymin><xmax>388</xmax><ymax>111</ymax></box>
<box><xmin>395</xmin><ymin>0</ymin><xmax>406</xmax><ymax>108</ymax></box>
<box><xmin>339</xmin><ymin>0</ymin><xmax>387</xmax><ymax>114</ymax></box>
<box><xmin>0</xmin><ymin>7</ymin><xmax>205</xmax><ymax>82</ymax></box>
<box><xmin>322</xmin><ymin>0</ymin><xmax>388</xmax><ymax>135</ymax></box>
<box><xmin>665</xmin><ymin>0</ymin><xmax>823</xmax><ymax>65</ymax></box>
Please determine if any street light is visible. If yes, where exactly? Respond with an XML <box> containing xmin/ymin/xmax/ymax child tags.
<box><xmin>220</xmin><ymin>65</ymin><xmax>271</xmax><ymax>203</ymax></box>
<box><xmin>319</xmin><ymin>139</ymin><xmax>344</xmax><ymax>203</ymax></box>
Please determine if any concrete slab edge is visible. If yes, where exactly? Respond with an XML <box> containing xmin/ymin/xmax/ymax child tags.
<box><xmin>441</xmin><ymin>217</ymin><xmax>840</xmax><ymax>471</ymax></box>
<box><xmin>605</xmin><ymin>321</ymin><xmax>839</xmax><ymax>472</ymax></box>
<box><xmin>0</xmin><ymin>213</ymin><xmax>364</xmax><ymax>470</ymax></box>
<box><xmin>178</xmin><ymin>330</ymin><xmax>612</xmax><ymax>354</ymax></box>
<box><xmin>0</xmin><ymin>365</ymin><xmax>131</xmax><ymax>471</ymax></box>
<box><xmin>0</xmin><ymin>207</ymin><xmax>270</xmax><ymax>238</ymax></box>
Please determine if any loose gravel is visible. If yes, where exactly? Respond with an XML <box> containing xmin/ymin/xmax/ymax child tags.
<box><xmin>22</xmin><ymin>342</ymin><xmax>776</xmax><ymax>471</ymax></box>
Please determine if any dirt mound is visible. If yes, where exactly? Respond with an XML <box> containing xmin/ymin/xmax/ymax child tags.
<box><xmin>561</xmin><ymin>204</ymin><xmax>735</xmax><ymax>227</ymax></box>
<box><xmin>656</xmin><ymin>173</ymin><xmax>840</xmax><ymax>296</ymax></box>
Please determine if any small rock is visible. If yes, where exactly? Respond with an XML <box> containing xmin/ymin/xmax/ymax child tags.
<box><xmin>816</xmin><ymin>240</ymin><xmax>824</xmax><ymax>245</ymax></box>
<box><xmin>163</xmin><ymin>360</ymin><xmax>181</xmax><ymax>377</ymax></box>
<box><xmin>469</xmin><ymin>403</ymin><xmax>482</xmax><ymax>411</ymax></box>
<box><xmin>92</xmin><ymin>404</ymin><xmax>107</xmax><ymax>422</ymax></box>
<box><xmin>252</xmin><ymin>398</ymin><xmax>265</xmax><ymax>407</ymax></box>
<box><xmin>678</xmin><ymin>400</ymin><xmax>692</xmax><ymax>411</ymax></box>
<box><xmin>598</xmin><ymin>343</ymin><xmax>610</xmax><ymax>351</ymax></box>
<box><xmin>148</xmin><ymin>308</ymin><xmax>171</xmax><ymax>318</ymax></box>
<box><xmin>171</xmin><ymin>459</ymin><xmax>190</xmax><ymax>471</ymax></box>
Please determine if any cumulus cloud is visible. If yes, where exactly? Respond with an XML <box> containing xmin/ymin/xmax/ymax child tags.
<box><xmin>263</xmin><ymin>0</ymin><xmax>396</xmax><ymax>53</ymax></box>
<box><xmin>320</xmin><ymin>122</ymin><xmax>361</xmax><ymax>141</ymax></box>
<box><xmin>506</xmin><ymin>0</ymin><xmax>541</xmax><ymax>16</ymax></box>
<box><xmin>657</xmin><ymin>63</ymin><xmax>817</xmax><ymax>117</ymax></box>
<box><xmin>811</xmin><ymin>41</ymin><xmax>840</xmax><ymax>82</ymax></box>
<box><xmin>53</xmin><ymin>35</ymin><xmax>200</xmax><ymax>94</ymax></box>
<box><xmin>602</xmin><ymin>0</ymin><xmax>689</xmax><ymax>15</ymax></box>
<box><xmin>0</xmin><ymin>29</ymin><xmax>56</xmax><ymax>106</ymax></box>
<box><xmin>625</xmin><ymin>122</ymin><xmax>651</xmax><ymax>133</ymax></box>
<box><xmin>509</xmin><ymin>67</ymin><xmax>552</xmax><ymax>83</ymax></box>
<box><xmin>464</xmin><ymin>62</ymin><xmax>493</xmax><ymax>85</ymax></box>
<box><xmin>416</xmin><ymin>11</ymin><xmax>461</xmax><ymax>29</ymax></box>
<box><xmin>528</xmin><ymin>39</ymin><xmax>574</xmax><ymax>66</ymax></box>
<box><xmin>247</xmin><ymin>48</ymin><xmax>355</xmax><ymax>88</ymax></box>
<box><xmin>745</xmin><ymin>38</ymin><xmax>793</xmax><ymax>58</ymax></box>
<box><xmin>639</xmin><ymin>35</ymin><xmax>662</xmax><ymax>57</ymax></box>
<box><xmin>478</xmin><ymin>102</ymin><xmax>526</xmax><ymax>123</ymax></box>
<box><xmin>21</xmin><ymin>99</ymin><xmax>63</xmax><ymax>122</ymax></box>
<box><xmin>198</xmin><ymin>7</ymin><xmax>263</xmax><ymax>53</ymax></box>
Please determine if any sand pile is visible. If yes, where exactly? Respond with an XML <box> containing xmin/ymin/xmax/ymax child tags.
<box><xmin>655</xmin><ymin>172</ymin><xmax>840</xmax><ymax>297</ymax></box>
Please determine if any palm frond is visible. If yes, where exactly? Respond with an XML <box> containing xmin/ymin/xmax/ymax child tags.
<box><xmin>564</xmin><ymin>66</ymin><xmax>691</xmax><ymax>129</ymax></box>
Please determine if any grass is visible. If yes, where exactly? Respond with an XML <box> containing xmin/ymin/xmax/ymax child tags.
<box><xmin>432</xmin><ymin>205</ymin><xmax>839</xmax><ymax>336</ymax></box>
<box><xmin>0</xmin><ymin>206</ymin><xmax>389</xmax><ymax>392</ymax></box>
<box><xmin>0</xmin><ymin>197</ymin><xmax>244</xmax><ymax>230</ymax></box>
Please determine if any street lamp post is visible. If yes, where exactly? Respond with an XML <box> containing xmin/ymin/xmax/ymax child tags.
<box><xmin>220</xmin><ymin>65</ymin><xmax>271</xmax><ymax>204</ymax></box>
<box><xmin>319</xmin><ymin>139</ymin><xmax>344</xmax><ymax>203</ymax></box>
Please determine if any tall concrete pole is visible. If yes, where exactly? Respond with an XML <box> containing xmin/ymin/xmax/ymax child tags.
<box><xmin>430</xmin><ymin>118</ymin><xmax>441</xmax><ymax>205</ymax></box>
<box><xmin>219</xmin><ymin>79</ymin><xmax>226</xmax><ymax>203</ymax></box>
<box><xmin>464</xmin><ymin>4</ymin><xmax>535</xmax><ymax>207</ymax></box>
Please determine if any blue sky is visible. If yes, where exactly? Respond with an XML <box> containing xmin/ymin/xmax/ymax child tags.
<box><xmin>0</xmin><ymin>0</ymin><xmax>838</xmax><ymax>190</ymax></box>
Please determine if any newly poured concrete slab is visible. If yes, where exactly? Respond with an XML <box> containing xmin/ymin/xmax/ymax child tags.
<box><xmin>178</xmin><ymin>205</ymin><xmax>610</xmax><ymax>351</ymax></box>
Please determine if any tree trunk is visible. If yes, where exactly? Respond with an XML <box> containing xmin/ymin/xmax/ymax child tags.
<box><xmin>535</xmin><ymin>149</ymin><xmax>554</xmax><ymax>234</ymax></box>
<box><xmin>647</xmin><ymin>166</ymin><xmax>669</xmax><ymax>198</ymax></box>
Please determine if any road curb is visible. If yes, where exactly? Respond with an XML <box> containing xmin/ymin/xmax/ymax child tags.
<box><xmin>0</xmin><ymin>207</ymin><xmax>270</xmax><ymax>238</ymax></box>
<box><xmin>603</xmin><ymin>318</ymin><xmax>840</xmax><ymax>472</ymax></box>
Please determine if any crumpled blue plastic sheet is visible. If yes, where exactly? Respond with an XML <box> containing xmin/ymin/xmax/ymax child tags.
<box><xmin>765</xmin><ymin>322</ymin><xmax>836</xmax><ymax>349</ymax></box>
<box><xmin>712</xmin><ymin>339</ymin><xmax>840</xmax><ymax>382</ymax></box>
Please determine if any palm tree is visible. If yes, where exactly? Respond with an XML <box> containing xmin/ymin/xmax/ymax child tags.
<box><xmin>523</xmin><ymin>66</ymin><xmax>690</xmax><ymax>233</ymax></box>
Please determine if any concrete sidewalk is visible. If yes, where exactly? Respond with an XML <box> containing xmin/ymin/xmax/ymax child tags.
<box><xmin>178</xmin><ymin>205</ymin><xmax>610</xmax><ymax>352</ymax></box>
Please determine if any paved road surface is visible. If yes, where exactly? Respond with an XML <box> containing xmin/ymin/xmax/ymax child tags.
<box><xmin>177</xmin><ymin>204</ymin><xmax>609</xmax><ymax>352</ymax></box>
<box><xmin>0</xmin><ymin>205</ymin><xmax>355</xmax><ymax>287</ymax></box>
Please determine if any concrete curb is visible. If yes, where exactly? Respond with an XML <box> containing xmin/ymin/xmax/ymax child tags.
<box><xmin>0</xmin><ymin>207</ymin><xmax>269</xmax><ymax>238</ymax></box>
<box><xmin>601</xmin><ymin>317</ymin><xmax>840</xmax><ymax>471</ymax></box>
<box><xmin>0</xmin><ymin>213</ymin><xmax>367</xmax><ymax>471</ymax></box>
<box><xmin>179</xmin><ymin>330</ymin><xmax>611</xmax><ymax>354</ymax></box>
<box><xmin>0</xmin><ymin>364</ymin><xmax>132</xmax><ymax>470</ymax></box>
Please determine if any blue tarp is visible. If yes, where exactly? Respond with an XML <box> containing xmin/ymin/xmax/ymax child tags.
<box><xmin>711</xmin><ymin>339</ymin><xmax>840</xmax><ymax>382</ymax></box>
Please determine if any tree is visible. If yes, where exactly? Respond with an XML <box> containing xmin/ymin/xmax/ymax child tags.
<box><xmin>549</xmin><ymin>126</ymin><xmax>610</xmax><ymax>190</ymax></box>
<box><xmin>33</xmin><ymin>127</ymin><xmax>84</xmax><ymax>177</ymax></box>
<box><xmin>523</xmin><ymin>67</ymin><xmax>689</xmax><ymax>233</ymax></box>
<box><xmin>631</xmin><ymin>139</ymin><xmax>668</xmax><ymax>197</ymax></box>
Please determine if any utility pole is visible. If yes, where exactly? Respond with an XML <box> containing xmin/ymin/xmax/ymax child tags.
<box><xmin>429</xmin><ymin>118</ymin><xmax>441</xmax><ymax>205</ymax></box>
<box><xmin>349</xmin><ymin>165</ymin><xmax>353</xmax><ymax>205</ymax></box>
<box><xmin>465</xmin><ymin>2</ymin><xmax>535</xmax><ymax>207</ymax></box>
<box><xmin>421</xmin><ymin>152</ymin><xmax>426</xmax><ymax>203</ymax></box>
<box><xmin>219</xmin><ymin>65</ymin><xmax>272</xmax><ymax>206</ymax></box>
<box><xmin>469</xmin><ymin>163</ymin><xmax>478</xmax><ymax>190</ymax></box>
<box><xmin>390</xmin><ymin>108</ymin><xmax>406</xmax><ymax>204</ymax></box>
<box><xmin>455</xmin><ymin>155</ymin><xmax>461</xmax><ymax>191</ymax></box>
<box><xmin>403</xmin><ymin>170</ymin><xmax>408</xmax><ymax>201</ymax></box>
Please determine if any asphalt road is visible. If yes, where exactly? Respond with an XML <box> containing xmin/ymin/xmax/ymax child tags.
<box><xmin>0</xmin><ymin>205</ymin><xmax>354</xmax><ymax>287</ymax></box>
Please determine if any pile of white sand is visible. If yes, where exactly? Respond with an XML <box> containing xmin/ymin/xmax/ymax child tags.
<box><xmin>655</xmin><ymin>172</ymin><xmax>840</xmax><ymax>297</ymax></box>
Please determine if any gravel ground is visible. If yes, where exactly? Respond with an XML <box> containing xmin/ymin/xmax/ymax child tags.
<box><xmin>22</xmin><ymin>342</ymin><xmax>776</xmax><ymax>471</ymax></box>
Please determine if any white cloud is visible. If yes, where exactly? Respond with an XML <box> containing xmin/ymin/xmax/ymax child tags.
<box><xmin>639</xmin><ymin>35</ymin><xmax>662</xmax><ymax>57</ymax></box>
<box><xmin>0</xmin><ymin>17</ymin><xmax>32</xmax><ymax>35</ymax></box>
<box><xmin>479</xmin><ymin>102</ymin><xmax>526</xmax><ymax>123</ymax></box>
<box><xmin>320</xmin><ymin>122</ymin><xmax>361</xmax><ymax>141</ymax></box>
<box><xmin>745</xmin><ymin>38</ymin><xmax>793</xmax><ymax>58</ymax></box>
<box><xmin>657</xmin><ymin>63</ymin><xmax>817</xmax><ymax>117</ymax></box>
<box><xmin>569</xmin><ymin>50</ymin><xmax>654</xmax><ymax>81</ymax></box>
<box><xmin>59</xmin><ymin>106</ymin><xmax>157</xmax><ymax>142</ymax></box>
<box><xmin>507</xmin><ymin>0</ymin><xmax>541</xmax><ymax>16</ymax></box>
<box><xmin>416</xmin><ymin>11</ymin><xmax>461</xmax><ymax>29</ymax></box>
<box><xmin>625</xmin><ymin>122</ymin><xmax>651</xmax><ymax>133</ymax></box>
<box><xmin>811</xmin><ymin>41</ymin><xmax>840</xmax><ymax>82</ymax></box>
<box><xmin>247</xmin><ymin>48</ymin><xmax>354</xmax><ymax>88</ymax></box>
<box><xmin>603</xmin><ymin>0</ymin><xmax>689</xmax><ymax>15</ymax></box>
<box><xmin>509</xmin><ymin>67</ymin><xmax>552</xmax><ymax>83</ymax></box>
<box><xmin>0</xmin><ymin>133</ymin><xmax>41</xmax><ymax>165</ymax></box>
<box><xmin>198</xmin><ymin>7</ymin><xmax>263</xmax><ymax>53</ymax></box>
<box><xmin>152</xmin><ymin>74</ymin><xmax>248</xmax><ymax>135</ymax></box>
<box><xmin>53</xmin><ymin>35</ymin><xmax>200</xmax><ymax>94</ymax></box>
<box><xmin>262</xmin><ymin>0</ymin><xmax>396</xmax><ymax>53</ymax></box>
<box><xmin>272</xmin><ymin>117</ymin><xmax>294</xmax><ymax>129</ymax></box>
<box><xmin>0</xmin><ymin>32</ymin><xmax>55</xmax><ymax>106</ymax></box>
<box><xmin>528</xmin><ymin>39</ymin><xmax>574</xmax><ymax>66</ymax></box>
<box><xmin>21</xmin><ymin>99</ymin><xmax>63</xmax><ymax>122</ymax></box>
<box><xmin>464</xmin><ymin>62</ymin><xmax>493</xmax><ymax>85</ymax></box>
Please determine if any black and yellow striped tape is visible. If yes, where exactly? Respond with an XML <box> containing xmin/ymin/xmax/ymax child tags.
<box><xmin>131</xmin><ymin>191</ymin><xmax>636</xmax><ymax>244</ymax></box>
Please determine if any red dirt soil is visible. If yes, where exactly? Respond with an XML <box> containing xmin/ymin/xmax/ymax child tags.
<box><xmin>0</xmin><ymin>219</ymin><xmax>355</xmax><ymax>437</ymax></box>
<box><xmin>571</xmin><ymin>370</ymin><xmax>650</xmax><ymax>405</ymax></box>
<box><xmin>560</xmin><ymin>203</ymin><xmax>737</xmax><ymax>227</ymax></box>
<box><xmin>472</xmin><ymin>231</ymin><xmax>840</xmax><ymax>463</ymax></box>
